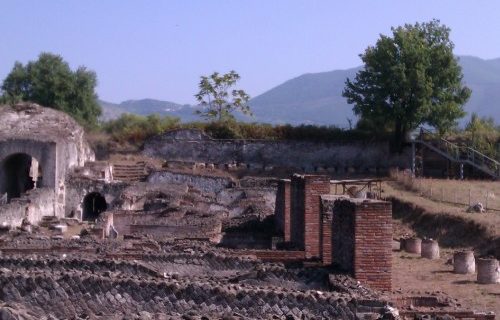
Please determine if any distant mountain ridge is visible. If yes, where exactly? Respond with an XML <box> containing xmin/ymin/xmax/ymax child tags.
<box><xmin>99</xmin><ymin>99</ymin><xmax>200</xmax><ymax>122</ymax></box>
<box><xmin>99</xmin><ymin>55</ymin><xmax>500</xmax><ymax>126</ymax></box>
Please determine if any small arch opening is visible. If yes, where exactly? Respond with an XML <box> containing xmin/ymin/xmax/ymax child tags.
<box><xmin>1</xmin><ymin>153</ymin><xmax>42</xmax><ymax>201</ymax></box>
<box><xmin>82</xmin><ymin>192</ymin><xmax>107</xmax><ymax>221</ymax></box>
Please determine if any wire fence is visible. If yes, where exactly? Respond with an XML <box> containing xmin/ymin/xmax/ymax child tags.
<box><xmin>390</xmin><ymin>169</ymin><xmax>500</xmax><ymax>211</ymax></box>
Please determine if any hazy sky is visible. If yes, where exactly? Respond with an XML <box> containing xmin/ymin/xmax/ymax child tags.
<box><xmin>1</xmin><ymin>1</ymin><xmax>499</xmax><ymax>104</ymax></box>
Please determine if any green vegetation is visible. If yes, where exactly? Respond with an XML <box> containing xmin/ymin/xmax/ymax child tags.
<box><xmin>195</xmin><ymin>71</ymin><xmax>251</xmax><ymax>121</ymax></box>
<box><xmin>98</xmin><ymin>113</ymin><xmax>385</xmax><ymax>150</ymax></box>
<box><xmin>460</xmin><ymin>113</ymin><xmax>499</xmax><ymax>159</ymax></box>
<box><xmin>0</xmin><ymin>52</ymin><xmax>101</xmax><ymax>128</ymax></box>
<box><xmin>343</xmin><ymin>20</ymin><xmax>471</xmax><ymax>150</ymax></box>
<box><xmin>101</xmin><ymin>114</ymin><xmax>181</xmax><ymax>144</ymax></box>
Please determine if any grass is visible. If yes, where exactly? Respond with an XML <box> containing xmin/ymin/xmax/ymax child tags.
<box><xmin>384</xmin><ymin>181</ymin><xmax>500</xmax><ymax>238</ymax></box>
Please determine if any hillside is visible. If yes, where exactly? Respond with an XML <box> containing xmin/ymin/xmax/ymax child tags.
<box><xmin>100</xmin><ymin>56</ymin><xmax>500</xmax><ymax>126</ymax></box>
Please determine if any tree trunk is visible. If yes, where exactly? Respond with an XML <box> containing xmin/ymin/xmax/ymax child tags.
<box><xmin>391</xmin><ymin>121</ymin><xmax>406</xmax><ymax>153</ymax></box>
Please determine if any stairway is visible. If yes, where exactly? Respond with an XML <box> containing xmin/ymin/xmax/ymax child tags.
<box><xmin>412</xmin><ymin>128</ymin><xmax>500</xmax><ymax>180</ymax></box>
<box><xmin>112</xmin><ymin>161</ymin><xmax>148</xmax><ymax>182</ymax></box>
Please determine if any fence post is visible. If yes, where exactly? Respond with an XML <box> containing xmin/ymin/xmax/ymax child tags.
<box><xmin>468</xmin><ymin>188</ymin><xmax>471</xmax><ymax>206</ymax></box>
<box><xmin>441</xmin><ymin>188</ymin><xmax>444</xmax><ymax>202</ymax></box>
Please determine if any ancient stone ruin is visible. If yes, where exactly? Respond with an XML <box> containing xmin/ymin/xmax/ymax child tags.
<box><xmin>0</xmin><ymin>103</ymin><xmax>496</xmax><ymax>319</ymax></box>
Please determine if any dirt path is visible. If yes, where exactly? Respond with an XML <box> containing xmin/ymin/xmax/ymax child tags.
<box><xmin>392</xmin><ymin>249</ymin><xmax>500</xmax><ymax>315</ymax></box>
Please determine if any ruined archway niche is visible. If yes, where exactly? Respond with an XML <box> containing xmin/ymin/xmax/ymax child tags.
<box><xmin>82</xmin><ymin>192</ymin><xmax>107</xmax><ymax>221</ymax></box>
<box><xmin>1</xmin><ymin>153</ymin><xmax>42</xmax><ymax>201</ymax></box>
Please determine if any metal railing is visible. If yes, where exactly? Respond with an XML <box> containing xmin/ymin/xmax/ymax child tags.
<box><xmin>414</xmin><ymin>128</ymin><xmax>499</xmax><ymax>179</ymax></box>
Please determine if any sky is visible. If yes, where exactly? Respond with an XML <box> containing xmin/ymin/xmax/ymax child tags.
<box><xmin>1</xmin><ymin>1</ymin><xmax>499</xmax><ymax>105</ymax></box>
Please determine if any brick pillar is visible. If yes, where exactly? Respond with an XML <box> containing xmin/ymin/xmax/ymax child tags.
<box><xmin>321</xmin><ymin>210</ymin><xmax>333</xmax><ymax>265</ymax></box>
<box><xmin>274</xmin><ymin>179</ymin><xmax>291</xmax><ymax>241</ymax></box>
<box><xmin>282</xmin><ymin>179</ymin><xmax>291</xmax><ymax>242</ymax></box>
<box><xmin>354</xmin><ymin>200</ymin><xmax>392</xmax><ymax>291</ymax></box>
<box><xmin>290</xmin><ymin>174</ymin><xmax>305</xmax><ymax>249</ymax></box>
<box><xmin>303</xmin><ymin>175</ymin><xmax>330</xmax><ymax>259</ymax></box>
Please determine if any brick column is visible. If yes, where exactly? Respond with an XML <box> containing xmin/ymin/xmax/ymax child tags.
<box><xmin>321</xmin><ymin>211</ymin><xmax>333</xmax><ymax>265</ymax></box>
<box><xmin>275</xmin><ymin>179</ymin><xmax>292</xmax><ymax>241</ymax></box>
<box><xmin>303</xmin><ymin>175</ymin><xmax>330</xmax><ymax>259</ymax></box>
<box><xmin>354</xmin><ymin>200</ymin><xmax>392</xmax><ymax>291</ymax></box>
<box><xmin>282</xmin><ymin>179</ymin><xmax>291</xmax><ymax>242</ymax></box>
<box><xmin>290</xmin><ymin>174</ymin><xmax>305</xmax><ymax>249</ymax></box>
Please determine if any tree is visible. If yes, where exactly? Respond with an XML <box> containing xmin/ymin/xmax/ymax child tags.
<box><xmin>1</xmin><ymin>52</ymin><xmax>101</xmax><ymax>127</ymax></box>
<box><xmin>464</xmin><ymin>113</ymin><xmax>499</xmax><ymax>158</ymax></box>
<box><xmin>343</xmin><ymin>20</ymin><xmax>471</xmax><ymax>150</ymax></box>
<box><xmin>194</xmin><ymin>70</ymin><xmax>251</xmax><ymax>122</ymax></box>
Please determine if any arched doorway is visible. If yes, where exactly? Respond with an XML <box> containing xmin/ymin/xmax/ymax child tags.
<box><xmin>1</xmin><ymin>153</ymin><xmax>42</xmax><ymax>201</ymax></box>
<box><xmin>82</xmin><ymin>192</ymin><xmax>107</xmax><ymax>221</ymax></box>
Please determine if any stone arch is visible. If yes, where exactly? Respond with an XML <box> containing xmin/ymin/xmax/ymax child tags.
<box><xmin>0</xmin><ymin>153</ymin><xmax>42</xmax><ymax>201</ymax></box>
<box><xmin>82</xmin><ymin>192</ymin><xmax>107</xmax><ymax>221</ymax></box>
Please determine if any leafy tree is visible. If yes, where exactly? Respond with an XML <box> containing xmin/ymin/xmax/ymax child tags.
<box><xmin>343</xmin><ymin>20</ymin><xmax>471</xmax><ymax>150</ymax></box>
<box><xmin>464</xmin><ymin>113</ymin><xmax>499</xmax><ymax>158</ymax></box>
<box><xmin>1</xmin><ymin>52</ymin><xmax>101</xmax><ymax>127</ymax></box>
<box><xmin>194</xmin><ymin>70</ymin><xmax>251</xmax><ymax>122</ymax></box>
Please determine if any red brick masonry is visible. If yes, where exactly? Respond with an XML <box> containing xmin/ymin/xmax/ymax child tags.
<box><xmin>275</xmin><ymin>175</ymin><xmax>392</xmax><ymax>292</ymax></box>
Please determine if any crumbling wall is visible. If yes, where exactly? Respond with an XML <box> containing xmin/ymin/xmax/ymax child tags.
<box><xmin>0</xmin><ymin>104</ymin><xmax>94</xmax><ymax>219</ymax></box>
<box><xmin>0</xmin><ymin>188</ymin><xmax>55</xmax><ymax>227</ymax></box>
<box><xmin>0</xmin><ymin>139</ymin><xmax>57</xmax><ymax>192</ymax></box>
<box><xmin>144</xmin><ymin>129</ymin><xmax>411</xmax><ymax>172</ymax></box>
<box><xmin>147</xmin><ymin>170</ymin><xmax>234</xmax><ymax>194</ymax></box>
<box><xmin>103</xmin><ymin>211</ymin><xmax>222</xmax><ymax>242</ymax></box>
<box><xmin>64</xmin><ymin>177</ymin><xmax>127</xmax><ymax>219</ymax></box>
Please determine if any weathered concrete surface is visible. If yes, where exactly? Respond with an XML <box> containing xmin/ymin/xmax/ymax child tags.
<box><xmin>0</xmin><ymin>188</ymin><xmax>55</xmax><ymax>227</ymax></box>
<box><xmin>0</xmin><ymin>103</ymin><xmax>94</xmax><ymax>221</ymax></box>
<box><xmin>143</xmin><ymin>129</ymin><xmax>411</xmax><ymax>172</ymax></box>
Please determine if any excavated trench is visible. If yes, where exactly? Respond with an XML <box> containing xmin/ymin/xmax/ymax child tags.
<box><xmin>391</xmin><ymin>198</ymin><xmax>500</xmax><ymax>258</ymax></box>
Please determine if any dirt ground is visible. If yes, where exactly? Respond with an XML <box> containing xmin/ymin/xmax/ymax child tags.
<box><xmin>384</xmin><ymin>181</ymin><xmax>500</xmax><ymax>238</ymax></box>
<box><xmin>387</xmin><ymin>180</ymin><xmax>500</xmax><ymax>316</ymax></box>
<box><xmin>392</xmin><ymin>248</ymin><xmax>500</xmax><ymax>315</ymax></box>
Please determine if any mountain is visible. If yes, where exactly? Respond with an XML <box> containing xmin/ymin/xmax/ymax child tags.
<box><xmin>99</xmin><ymin>99</ymin><xmax>201</xmax><ymax>122</ymax></box>
<box><xmin>99</xmin><ymin>56</ymin><xmax>500</xmax><ymax>126</ymax></box>
<box><xmin>248</xmin><ymin>56</ymin><xmax>500</xmax><ymax>126</ymax></box>
<box><xmin>247</xmin><ymin>68</ymin><xmax>360</xmax><ymax>126</ymax></box>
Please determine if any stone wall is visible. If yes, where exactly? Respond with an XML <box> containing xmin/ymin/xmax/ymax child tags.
<box><xmin>0</xmin><ymin>139</ymin><xmax>57</xmax><ymax>192</ymax></box>
<box><xmin>147</xmin><ymin>170</ymin><xmax>235</xmax><ymax>194</ymax></box>
<box><xmin>0</xmin><ymin>188</ymin><xmax>55</xmax><ymax>227</ymax></box>
<box><xmin>100</xmin><ymin>211</ymin><xmax>222</xmax><ymax>242</ymax></box>
<box><xmin>64</xmin><ymin>177</ymin><xmax>128</xmax><ymax>219</ymax></box>
<box><xmin>0</xmin><ymin>104</ymin><xmax>95</xmax><ymax>220</ymax></box>
<box><xmin>143</xmin><ymin>129</ymin><xmax>411</xmax><ymax>173</ymax></box>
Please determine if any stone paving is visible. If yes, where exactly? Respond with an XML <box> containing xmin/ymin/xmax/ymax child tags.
<box><xmin>0</xmin><ymin>237</ymin><xmax>384</xmax><ymax>319</ymax></box>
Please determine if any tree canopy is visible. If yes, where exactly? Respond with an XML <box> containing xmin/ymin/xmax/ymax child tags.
<box><xmin>343</xmin><ymin>20</ymin><xmax>471</xmax><ymax>149</ymax></box>
<box><xmin>194</xmin><ymin>70</ymin><xmax>251</xmax><ymax>122</ymax></box>
<box><xmin>1</xmin><ymin>52</ymin><xmax>101</xmax><ymax>128</ymax></box>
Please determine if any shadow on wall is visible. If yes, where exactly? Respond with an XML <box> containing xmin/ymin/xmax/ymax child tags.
<box><xmin>82</xmin><ymin>192</ymin><xmax>107</xmax><ymax>222</ymax></box>
<box><xmin>219</xmin><ymin>215</ymin><xmax>276</xmax><ymax>249</ymax></box>
<box><xmin>0</xmin><ymin>153</ymin><xmax>43</xmax><ymax>201</ymax></box>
